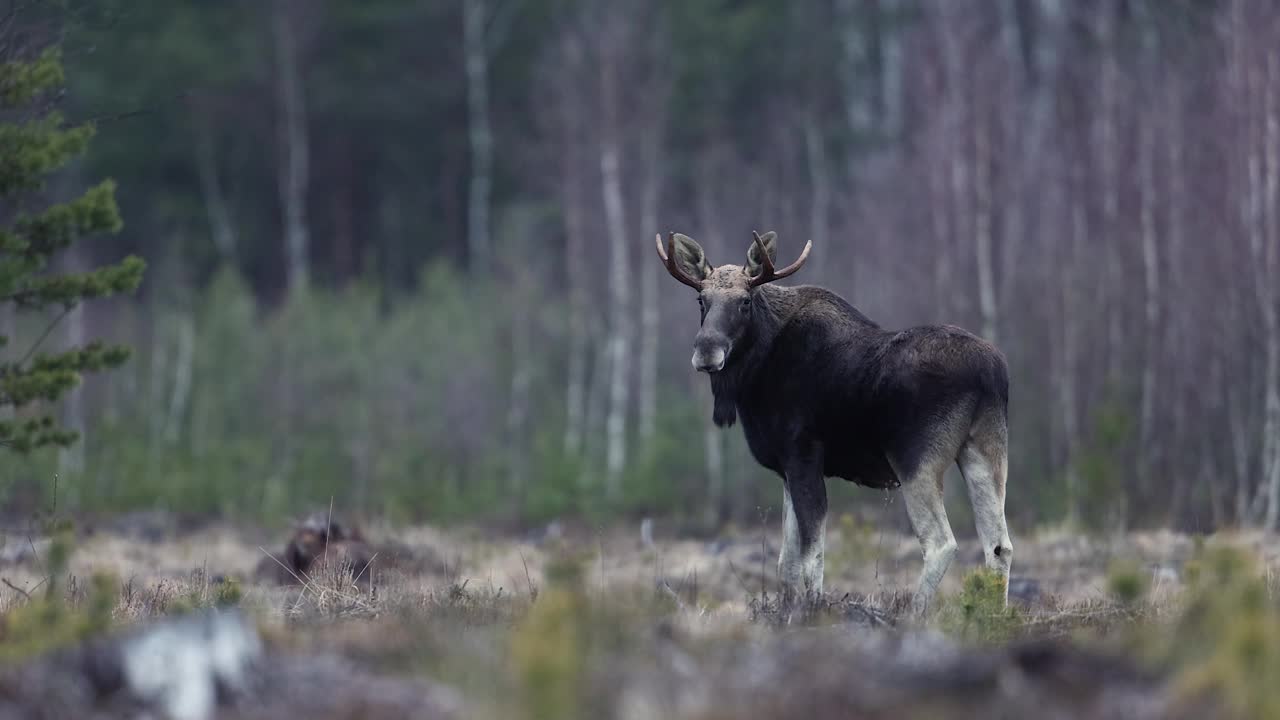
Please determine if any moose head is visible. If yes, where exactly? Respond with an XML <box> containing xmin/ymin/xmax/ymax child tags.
<box><xmin>655</xmin><ymin>231</ymin><xmax>812</xmax><ymax>373</ymax></box>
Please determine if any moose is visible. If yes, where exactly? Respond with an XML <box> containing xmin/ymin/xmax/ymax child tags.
<box><xmin>656</xmin><ymin>231</ymin><xmax>1012</xmax><ymax>614</ymax></box>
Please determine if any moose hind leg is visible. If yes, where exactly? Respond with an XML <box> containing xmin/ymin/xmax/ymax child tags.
<box><xmin>958</xmin><ymin>429</ymin><xmax>1013</xmax><ymax>604</ymax></box>
<box><xmin>899</xmin><ymin>460</ymin><xmax>958</xmax><ymax>616</ymax></box>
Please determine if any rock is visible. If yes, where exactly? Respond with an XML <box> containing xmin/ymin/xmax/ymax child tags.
<box><xmin>0</xmin><ymin>609</ymin><xmax>462</xmax><ymax>720</ymax></box>
<box><xmin>114</xmin><ymin>610</ymin><xmax>262</xmax><ymax>720</ymax></box>
<box><xmin>0</xmin><ymin>609</ymin><xmax>259</xmax><ymax>720</ymax></box>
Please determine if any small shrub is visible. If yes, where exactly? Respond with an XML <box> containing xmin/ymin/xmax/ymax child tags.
<box><xmin>0</xmin><ymin>530</ymin><xmax>117</xmax><ymax>661</ymax></box>
<box><xmin>510</xmin><ymin>554</ymin><xmax>588</xmax><ymax>720</ymax></box>
<box><xmin>938</xmin><ymin>568</ymin><xmax>1021</xmax><ymax>643</ymax></box>
<box><xmin>1106</xmin><ymin>559</ymin><xmax>1149</xmax><ymax>607</ymax></box>
<box><xmin>1162</xmin><ymin>546</ymin><xmax>1280</xmax><ymax>718</ymax></box>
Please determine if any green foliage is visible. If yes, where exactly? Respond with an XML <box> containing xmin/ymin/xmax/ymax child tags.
<box><xmin>10</xmin><ymin>255</ymin><xmax>729</xmax><ymax>525</ymax></box>
<box><xmin>1153</xmin><ymin>546</ymin><xmax>1280</xmax><ymax>718</ymax></box>
<box><xmin>0</xmin><ymin>48</ymin><xmax>144</xmax><ymax>455</ymax></box>
<box><xmin>938</xmin><ymin>568</ymin><xmax>1021</xmax><ymax>644</ymax></box>
<box><xmin>1107</xmin><ymin>559</ymin><xmax>1149</xmax><ymax>607</ymax></box>
<box><xmin>0</xmin><ymin>525</ymin><xmax>114</xmax><ymax>662</ymax></box>
<box><xmin>510</xmin><ymin>554</ymin><xmax>589</xmax><ymax>720</ymax></box>
<box><xmin>1076</xmin><ymin>402</ymin><xmax>1133</xmax><ymax>532</ymax></box>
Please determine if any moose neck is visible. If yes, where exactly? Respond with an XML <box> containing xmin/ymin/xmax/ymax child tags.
<box><xmin>708</xmin><ymin>284</ymin><xmax>794</xmax><ymax>427</ymax></box>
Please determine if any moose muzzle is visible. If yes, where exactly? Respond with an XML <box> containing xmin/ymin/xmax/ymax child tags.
<box><xmin>692</xmin><ymin>335</ymin><xmax>729</xmax><ymax>373</ymax></box>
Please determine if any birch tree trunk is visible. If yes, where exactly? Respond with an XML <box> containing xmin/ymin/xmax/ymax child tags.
<box><xmin>146</xmin><ymin>309</ymin><xmax>170</xmax><ymax>483</ymax></box>
<box><xmin>938</xmin><ymin>8</ymin><xmax>967</xmax><ymax>320</ymax></box>
<box><xmin>1094</xmin><ymin>4</ymin><xmax>1123</xmax><ymax>388</ymax></box>
<box><xmin>996</xmin><ymin>0</ymin><xmax>1023</xmax><ymax>322</ymax></box>
<box><xmin>193</xmin><ymin>115</ymin><xmax>236</xmax><ymax>263</ymax></box>
<box><xmin>600</xmin><ymin>140</ymin><xmax>632</xmax><ymax>498</ymax></box>
<box><xmin>1225</xmin><ymin>2</ymin><xmax>1262</xmax><ymax>524</ymax></box>
<box><xmin>637</xmin><ymin>131</ymin><xmax>663</xmax><ymax>446</ymax></box>
<box><xmin>878</xmin><ymin>0</ymin><xmax>903</xmax><ymax>139</ymax></box>
<box><xmin>562</xmin><ymin>191</ymin><xmax>588</xmax><ymax>456</ymax></box>
<box><xmin>1261</xmin><ymin>49</ymin><xmax>1280</xmax><ymax>530</ymax></box>
<box><xmin>1237</xmin><ymin>6</ymin><xmax>1276</xmax><ymax>525</ymax></box>
<box><xmin>1164</xmin><ymin>72</ymin><xmax>1188</xmax><ymax>511</ymax></box>
<box><xmin>581</xmin><ymin>316</ymin><xmax>610</xmax><ymax>488</ymax></box>
<box><xmin>163</xmin><ymin>313</ymin><xmax>195</xmax><ymax>446</ymax></box>
<box><xmin>0</xmin><ymin>307</ymin><xmax>12</xmax><ymax>422</ymax></box>
<box><xmin>273</xmin><ymin>0</ymin><xmax>310</xmax><ymax>294</ymax></box>
<box><xmin>836</xmin><ymin>0</ymin><xmax>873</xmax><ymax>140</ymax></box>
<box><xmin>973</xmin><ymin>113</ymin><xmax>998</xmax><ymax>344</ymax></box>
<box><xmin>506</xmin><ymin>282</ymin><xmax>533</xmax><ymax>508</ymax></box>
<box><xmin>1060</xmin><ymin>156</ymin><xmax>1086</xmax><ymax>525</ymax></box>
<box><xmin>463</xmin><ymin>0</ymin><xmax>493</xmax><ymax>276</ymax></box>
<box><xmin>554</xmin><ymin>32</ymin><xmax>589</xmax><ymax>458</ymax></box>
<box><xmin>1137</xmin><ymin>93</ymin><xmax>1160</xmax><ymax>497</ymax></box>
<box><xmin>804</xmin><ymin>117</ymin><xmax>831</xmax><ymax>289</ymax></box>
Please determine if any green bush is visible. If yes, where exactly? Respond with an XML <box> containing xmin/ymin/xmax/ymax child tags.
<box><xmin>937</xmin><ymin>568</ymin><xmax>1021</xmax><ymax>643</ymax></box>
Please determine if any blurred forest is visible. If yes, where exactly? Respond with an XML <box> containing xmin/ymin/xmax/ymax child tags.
<box><xmin>0</xmin><ymin>0</ymin><xmax>1273</xmax><ymax>534</ymax></box>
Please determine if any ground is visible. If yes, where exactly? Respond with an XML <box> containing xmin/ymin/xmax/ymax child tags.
<box><xmin>0</xmin><ymin>514</ymin><xmax>1273</xmax><ymax>719</ymax></box>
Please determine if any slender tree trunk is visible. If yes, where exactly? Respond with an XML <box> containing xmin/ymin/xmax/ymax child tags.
<box><xmin>1137</xmin><ymin>99</ymin><xmax>1160</xmax><ymax>499</ymax></box>
<box><xmin>557</xmin><ymin>35</ymin><xmax>589</xmax><ymax>458</ymax></box>
<box><xmin>146</xmin><ymin>309</ymin><xmax>170</xmax><ymax>482</ymax></box>
<box><xmin>1261</xmin><ymin>50</ymin><xmax>1280</xmax><ymax>530</ymax></box>
<box><xmin>938</xmin><ymin>9</ymin><xmax>966</xmax><ymax>319</ymax></box>
<box><xmin>0</xmin><ymin>307</ymin><xmax>12</xmax><ymax>422</ymax></box>
<box><xmin>836</xmin><ymin>0</ymin><xmax>874</xmax><ymax>140</ymax></box>
<box><xmin>1225</xmin><ymin>2</ymin><xmax>1261</xmax><ymax>525</ymax></box>
<box><xmin>600</xmin><ymin>140</ymin><xmax>632</xmax><ymax>498</ymax></box>
<box><xmin>193</xmin><ymin>115</ymin><xmax>236</xmax><ymax>263</ymax></box>
<box><xmin>332</xmin><ymin>137</ymin><xmax>356</xmax><ymax>280</ymax></box>
<box><xmin>637</xmin><ymin>132</ymin><xmax>662</xmax><ymax>446</ymax></box>
<box><xmin>929</xmin><ymin>116</ymin><xmax>953</xmax><ymax>317</ymax></box>
<box><xmin>1165</xmin><ymin>73</ymin><xmax>1187</xmax><ymax>511</ymax></box>
<box><xmin>878</xmin><ymin>0</ymin><xmax>903</xmax><ymax>139</ymax></box>
<box><xmin>507</xmin><ymin>283</ymin><xmax>533</xmax><ymax>509</ymax></box>
<box><xmin>581</xmin><ymin>317</ymin><xmax>610</xmax><ymax>488</ymax></box>
<box><xmin>973</xmin><ymin>113</ymin><xmax>998</xmax><ymax>344</ymax></box>
<box><xmin>996</xmin><ymin>0</ymin><xmax>1023</xmax><ymax>320</ymax></box>
<box><xmin>1094</xmin><ymin>4</ymin><xmax>1123</xmax><ymax>389</ymax></box>
<box><xmin>804</xmin><ymin>117</ymin><xmax>831</xmax><ymax>289</ymax></box>
<box><xmin>1061</xmin><ymin>157</ymin><xmax>1086</xmax><ymax>525</ymax></box>
<box><xmin>163</xmin><ymin>313</ymin><xmax>195</xmax><ymax>446</ymax></box>
<box><xmin>273</xmin><ymin>0</ymin><xmax>310</xmax><ymax>294</ymax></box>
<box><xmin>463</xmin><ymin>0</ymin><xmax>493</xmax><ymax>276</ymax></box>
<box><xmin>561</xmin><ymin>191</ymin><xmax>588</xmax><ymax>456</ymax></box>
<box><xmin>1231</xmin><ymin>379</ymin><xmax>1254</xmax><ymax>524</ymax></box>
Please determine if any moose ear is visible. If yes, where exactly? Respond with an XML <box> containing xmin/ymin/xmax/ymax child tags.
<box><xmin>671</xmin><ymin>233</ymin><xmax>713</xmax><ymax>281</ymax></box>
<box><xmin>745</xmin><ymin>231</ymin><xmax>778</xmax><ymax>277</ymax></box>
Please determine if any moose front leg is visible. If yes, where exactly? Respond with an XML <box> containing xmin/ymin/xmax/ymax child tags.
<box><xmin>779</xmin><ymin>447</ymin><xmax>827</xmax><ymax>600</ymax></box>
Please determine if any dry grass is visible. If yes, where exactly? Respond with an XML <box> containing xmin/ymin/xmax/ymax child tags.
<box><xmin>0</xmin><ymin>520</ymin><xmax>1275</xmax><ymax>718</ymax></box>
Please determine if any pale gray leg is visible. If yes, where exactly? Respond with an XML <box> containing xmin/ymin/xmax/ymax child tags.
<box><xmin>899</xmin><ymin>465</ymin><xmax>958</xmax><ymax>616</ymax></box>
<box><xmin>958</xmin><ymin>439</ymin><xmax>1013</xmax><ymax>604</ymax></box>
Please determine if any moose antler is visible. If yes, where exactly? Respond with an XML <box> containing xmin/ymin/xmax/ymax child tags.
<box><xmin>748</xmin><ymin>231</ymin><xmax>812</xmax><ymax>288</ymax></box>
<box><xmin>655</xmin><ymin>233</ymin><xmax>705</xmax><ymax>291</ymax></box>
